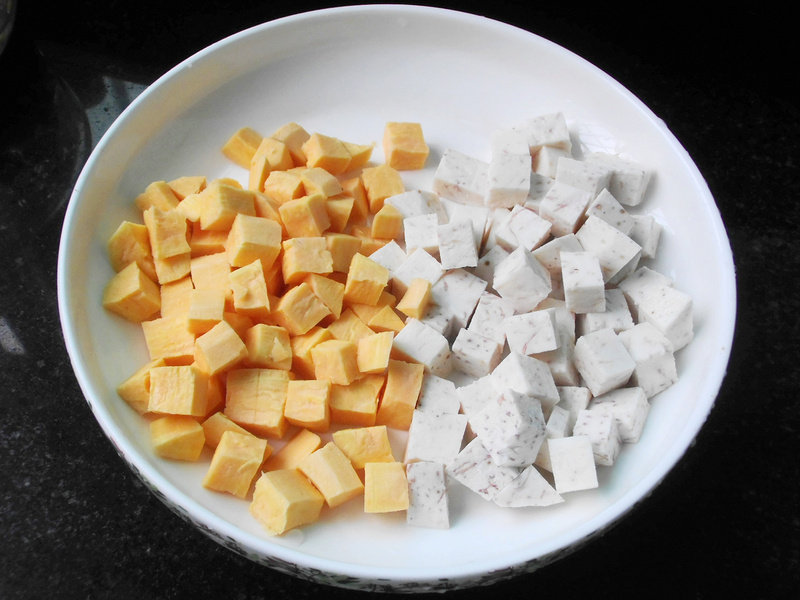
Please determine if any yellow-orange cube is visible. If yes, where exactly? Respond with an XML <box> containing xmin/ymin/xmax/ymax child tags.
<box><xmin>143</xmin><ymin>206</ymin><xmax>190</xmax><ymax>261</ymax></box>
<box><xmin>297</xmin><ymin>442</ymin><xmax>364</xmax><ymax>508</ymax></box>
<box><xmin>325</xmin><ymin>232</ymin><xmax>362</xmax><ymax>273</ymax></box>
<box><xmin>199</xmin><ymin>181</ymin><xmax>256</xmax><ymax>231</ymax></box>
<box><xmin>225</xmin><ymin>213</ymin><xmax>282</xmax><ymax>270</ymax></box>
<box><xmin>284</xmin><ymin>379</ymin><xmax>331</xmax><ymax>431</ymax></box>
<box><xmin>189</xmin><ymin>223</ymin><xmax>227</xmax><ymax>256</ymax></box>
<box><xmin>325</xmin><ymin>308</ymin><xmax>374</xmax><ymax>343</ymax></box>
<box><xmin>141</xmin><ymin>316</ymin><xmax>196</xmax><ymax>364</ymax></box>
<box><xmin>325</xmin><ymin>196</ymin><xmax>354</xmax><ymax>233</ymax></box>
<box><xmin>310</xmin><ymin>339</ymin><xmax>359</xmax><ymax>385</ymax></box>
<box><xmin>201</xmin><ymin>411</ymin><xmax>254</xmax><ymax>448</ymax></box>
<box><xmin>221</xmin><ymin>126</ymin><xmax>263</xmax><ymax>169</ymax></box>
<box><xmin>150</xmin><ymin>415</ymin><xmax>206</xmax><ymax>461</ymax></box>
<box><xmin>135</xmin><ymin>180</ymin><xmax>181</xmax><ymax>212</ymax></box>
<box><xmin>360</xmin><ymin>164</ymin><xmax>404</xmax><ymax>213</ymax></box>
<box><xmin>249</xmin><ymin>136</ymin><xmax>294</xmax><ymax>192</ymax></box>
<box><xmin>244</xmin><ymin>324</ymin><xmax>293</xmax><ymax>370</ymax></box>
<box><xmin>364</xmin><ymin>462</ymin><xmax>409</xmax><ymax>513</ymax></box>
<box><xmin>370</xmin><ymin>203</ymin><xmax>403</xmax><ymax>240</ymax></box>
<box><xmin>194</xmin><ymin>320</ymin><xmax>247</xmax><ymax>376</ymax></box>
<box><xmin>366</xmin><ymin>305</ymin><xmax>405</xmax><ymax>334</ymax></box>
<box><xmin>332</xmin><ymin>425</ymin><xmax>395</xmax><ymax>470</ymax></box>
<box><xmin>250</xmin><ymin>469</ymin><xmax>324</xmax><ymax>535</ymax></box>
<box><xmin>396</xmin><ymin>277</ymin><xmax>431</xmax><ymax>319</ymax></box>
<box><xmin>263</xmin><ymin>170</ymin><xmax>305</xmax><ymax>204</ymax></box>
<box><xmin>190</xmin><ymin>252</ymin><xmax>232</xmax><ymax>292</ymax></box>
<box><xmin>303</xmin><ymin>274</ymin><xmax>344</xmax><ymax>320</ymax></box>
<box><xmin>329</xmin><ymin>374</ymin><xmax>385</xmax><ymax>427</ymax></box>
<box><xmin>203</xmin><ymin>430</ymin><xmax>270</xmax><ymax>498</ymax></box>
<box><xmin>148</xmin><ymin>365</ymin><xmax>208</xmax><ymax>416</ymax></box>
<box><xmin>116</xmin><ymin>358</ymin><xmax>166</xmax><ymax>415</ymax></box>
<box><xmin>281</xmin><ymin>236</ymin><xmax>334</xmax><ymax>286</ymax></box>
<box><xmin>270</xmin><ymin>122</ymin><xmax>310</xmax><ymax>166</ymax></box>
<box><xmin>340</xmin><ymin>176</ymin><xmax>370</xmax><ymax>225</ymax></box>
<box><xmin>168</xmin><ymin>175</ymin><xmax>207</xmax><ymax>200</ymax></box>
<box><xmin>229</xmin><ymin>259</ymin><xmax>271</xmax><ymax>321</ymax></box>
<box><xmin>187</xmin><ymin>288</ymin><xmax>226</xmax><ymax>334</ymax></box>
<box><xmin>342</xmin><ymin>141</ymin><xmax>373</xmax><ymax>172</ymax></box>
<box><xmin>357</xmin><ymin>331</ymin><xmax>394</xmax><ymax>374</ymax></box>
<box><xmin>159</xmin><ymin>276</ymin><xmax>193</xmax><ymax>318</ymax></box>
<box><xmin>224</xmin><ymin>368</ymin><xmax>289</xmax><ymax>438</ymax></box>
<box><xmin>376</xmin><ymin>359</ymin><xmax>424</xmax><ymax>430</ymax></box>
<box><xmin>300</xmin><ymin>167</ymin><xmax>343</xmax><ymax>198</ymax></box>
<box><xmin>344</xmin><ymin>253</ymin><xmax>389</xmax><ymax>306</ymax></box>
<box><xmin>382</xmin><ymin>122</ymin><xmax>429</xmax><ymax>170</ymax></box>
<box><xmin>263</xmin><ymin>428</ymin><xmax>322</xmax><ymax>471</ymax></box>
<box><xmin>289</xmin><ymin>327</ymin><xmax>333</xmax><ymax>379</ymax></box>
<box><xmin>107</xmin><ymin>220</ymin><xmax>157</xmax><ymax>282</ymax></box>
<box><xmin>302</xmin><ymin>133</ymin><xmax>351</xmax><ymax>175</ymax></box>
<box><xmin>278</xmin><ymin>193</ymin><xmax>331</xmax><ymax>238</ymax></box>
<box><xmin>102</xmin><ymin>261</ymin><xmax>161</xmax><ymax>322</ymax></box>
<box><xmin>271</xmin><ymin>282</ymin><xmax>332</xmax><ymax>336</ymax></box>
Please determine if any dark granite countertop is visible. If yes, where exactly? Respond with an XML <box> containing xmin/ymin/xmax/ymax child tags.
<box><xmin>1</xmin><ymin>2</ymin><xmax>797</xmax><ymax>598</ymax></box>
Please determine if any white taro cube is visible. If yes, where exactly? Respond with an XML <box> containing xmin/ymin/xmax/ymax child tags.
<box><xmin>526</xmin><ymin>171</ymin><xmax>555</xmax><ymax>208</ymax></box>
<box><xmin>467</xmin><ymin>291</ymin><xmax>514</xmax><ymax>346</ymax></box>
<box><xmin>392</xmin><ymin>318</ymin><xmax>452</xmax><ymax>377</ymax></box>
<box><xmin>491</xmin><ymin>127</ymin><xmax>530</xmax><ymax>156</ymax></box>
<box><xmin>486</xmin><ymin>152</ymin><xmax>532</xmax><ymax>208</ymax></box>
<box><xmin>418</xmin><ymin>302</ymin><xmax>457</xmax><ymax>340</ymax></box>
<box><xmin>532</xmin><ymin>300</ymin><xmax>580</xmax><ymax>388</ymax></box>
<box><xmin>584</xmin><ymin>152</ymin><xmax>652</xmax><ymax>207</ymax></box>
<box><xmin>585</xmin><ymin>188</ymin><xmax>634</xmax><ymax>235</ymax></box>
<box><xmin>446</xmin><ymin>437</ymin><xmax>521</xmax><ymax>501</ymax></box>
<box><xmin>575</xmin><ymin>214</ymin><xmax>642</xmax><ymax>285</ymax></box>
<box><xmin>539</xmin><ymin>297</ymin><xmax>576</xmax><ymax>343</ymax></box>
<box><xmin>534</xmin><ymin>404</ymin><xmax>571</xmax><ymax>472</ymax></box>
<box><xmin>405</xmin><ymin>410</ymin><xmax>468</xmax><ymax>463</ymax></box>
<box><xmin>514</xmin><ymin>112</ymin><xmax>572</xmax><ymax>153</ymax></box>
<box><xmin>404</xmin><ymin>213</ymin><xmax>440</xmax><ymax>256</ymax></box>
<box><xmin>548</xmin><ymin>435</ymin><xmax>599</xmax><ymax>494</ymax></box>
<box><xmin>617</xmin><ymin>266</ymin><xmax>674</xmax><ymax>321</ymax></box>
<box><xmin>573</xmin><ymin>328</ymin><xmax>636</xmax><ymax>397</ymax></box>
<box><xmin>506</xmin><ymin>205</ymin><xmax>552</xmax><ymax>251</ymax></box>
<box><xmin>533</xmin><ymin>145</ymin><xmax>570</xmax><ymax>178</ymax></box>
<box><xmin>438</xmin><ymin>218</ymin><xmax>478</xmax><ymax>269</ymax></box>
<box><xmin>492</xmin><ymin>246</ymin><xmax>552</xmax><ymax>313</ymax></box>
<box><xmin>368</xmin><ymin>239</ymin><xmax>406</xmax><ymax>273</ymax></box>
<box><xmin>503</xmin><ymin>308</ymin><xmax>559</xmax><ymax>355</ymax></box>
<box><xmin>493</xmin><ymin>464</ymin><xmax>563</xmax><ymax>508</ymax></box>
<box><xmin>628</xmin><ymin>213</ymin><xmax>662</xmax><ymax>259</ymax></box>
<box><xmin>590</xmin><ymin>387</ymin><xmax>650</xmax><ymax>443</ymax></box>
<box><xmin>432</xmin><ymin>148</ymin><xmax>489</xmax><ymax>206</ymax></box>
<box><xmin>430</xmin><ymin>268</ymin><xmax>487</xmax><ymax>330</ymax></box>
<box><xmin>555</xmin><ymin>385</ymin><xmax>592</xmax><ymax>432</ymax></box>
<box><xmin>470</xmin><ymin>390</ymin><xmax>547</xmax><ymax>467</ymax></box>
<box><xmin>576</xmin><ymin>288</ymin><xmax>635</xmax><ymax>337</ymax></box>
<box><xmin>573</xmin><ymin>408</ymin><xmax>621</xmax><ymax>466</ymax></box>
<box><xmin>416</xmin><ymin>373</ymin><xmax>461</xmax><ymax>416</ymax></box>
<box><xmin>440</xmin><ymin>197</ymin><xmax>489</xmax><ymax>248</ymax></box>
<box><xmin>555</xmin><ymin>156</ymin><xmax>613</xmax><ymax>197</ymax></box>
<box><xmin>561</xmin><ymin>250</ymin><xmax>606</xmax><ymax>314</ymax></box>
<box><xmin>539</xmin><ymin>181</ymin><xmax>593</xmax><ymax>237</ymax></box>
<box><xmin>490</xmin><ymin>352</ymin><xmax>560</xmax><ymax>412</ymax></box>
<box><xmin>532</xmin><ymin>233</ymin><xmax>583</xmax><ymax>274</ymax></box>
<box><xmin>618</xmin><ymin>322</ymin><xmax>678</xmax><ymax>398</ymax></box>
<box><xmin>391</xmin><ymin>247</ymin><xmax>443</xmax><ymax>296</ymax></box>
<box><xmin>451</xmin><ymin>328</ymin><xmax>503</xmax><ymax>377</ymax></box>
<box><xmin>406</xmin><ymin>462</ymin><xmax>450</xmax><ymax>529</ymax></box>
<box><xmin>482</xmin><ymin>207</ymin><xmax>510</xmax><ymax>251</ymax></box>
<box><xmin>456</xmin><ymin>375</ymin><xmax>496</xmax><ymax>433</ymax></box>
<box><xmin>486</xmin><ymin>209</ymin><xmax>519</xmax><ymax>252</ymax></box>
<box><xmin>471</xmin><ymin>245</ymin><xmax>510</xmax><ymax>291</ymax></box>
<box><xmin>385</xmin><ymin>189</ymin><xmax>447</xmax><ymax>222</ymax></box>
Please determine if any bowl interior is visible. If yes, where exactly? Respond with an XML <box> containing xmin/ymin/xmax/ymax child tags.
<box><xmin>58</xmin><ymin>4</ymin><xmax>736</xmax><ymax>588</ymax></box>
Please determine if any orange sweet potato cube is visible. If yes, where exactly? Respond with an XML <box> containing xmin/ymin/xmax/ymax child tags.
<box><xmin>263</xmin><ymin>428</ymin><xmax>322</xmax><ymax>471</ymax></box>
<box><xmin>284</xmin><ymin>379</ymin><xmax>331</xmax><ymax>432</ymax></box>
<box><xmin>310</xmin><ymin>339</ymin><xmax>359</xmax><ymax>385</ymax></box>
<box><xmin>376</xmin><ymin>359</ymin><xmax>424</xmax><ymax>430</ymax></box>
<box><xmin>289</xmin><ymin>327</ymin><xmax>332</xmax><ymax>379</ymax></box>
<box><xmin>366</xmin><ymin>305</ymin><xmax>405</xmax><ymax>334</ymax></box>
<box><xmin>302</xmin><ymin>133</ymin><xmax>351</xmax><ymax>175</ymax></box>
<box><xmin>271</xmin><ymin>282</ymin><xmax>331</xmax><ymax>336</ymax></box>
<box><xmin>135</xmin><ymin>180</ymin><xmax>181</xmax><ymax>212</ymax></box>
<box><xmin>370</xmin><ymin>204</ymin><xmax>403</xmax><ymax>240</ymax></box>
<box><xmin>263</xmin><ymin>170</ymin><xmax>305</xmax><ymax>204</ymax></box>
<box><xmin>364</xmin><ymin>462</ymin><xmax>409</xmax><ymax>513</ymax></box>
<box><xmin>190</xmin><ymin>252</ymin><xmax>232</xmax><ymax>292</ymax></box>
<box><xmin>194</xmin><ymin>320</ymin><xmax>247</xmax><ymax>375</ymax></box>
<box><xmin>325</xmin><ymin>308</ymin><xmax>374</xmax><ymax>343</ymax></box>
<box><xmin>249</xmin><ymin>137</ymin><xmax>294</xmax><ymax>192</ymax></box>
<box><xmin>281</xmin><ymin>237</ymin><xmax>334</xmax><ymax>286</ymax></box>
<box><xmin>168</xmin><ymin>175</ymin><xmax>207</xmax><ymax>200</ymax></box>
<box><xmin>396</xmin><ymin>277</ymin><xmax>432</xmax><ymax>319</ymax></box>
<box><xmin>303</xmin><ymin>274</ymin><xmax>344</xmax><ymax>320</ymax></box>
<box><xmin>143</xmin><ymin>206</ymin><xmax>190</xmax><ymax>261</ymax></box>
<box><xmin>297</xmin><ymin>442</ymin><xmax>364</xmax><ymax>508</ymax></box>
<box><xmin>329</xmin><ymin>374</ymin><xmax>385</xmax><ymax>427</ymax></box>
<box><xmin>244</xmin><ymin>324</ymin><xmax>293</xmax><ymax>370</ymax></box>
<box><xmin>341</xmin><ymin>141</ymin><xmax>373</xmax><ymax>172</ymax></box>
<box><xmin>325</xmin><ymin>196</ymin><xmax>354</xmax><ymax>233</ymax></box>
<box><xmin>225</xmin><ymin>213</ymin><xmax>282</xmax><ymax>269</ymax></box>
<box><xmin>116</xmin><ymin>358</ymin><xmax>166</xmax><ymax>415</ymax></box>
<box><xmin>250</xmin><ymin>469</ymin><xmax>324</xmax><ymax>535</ymax></box>
<box><xmin>360</xmin><ymin>164</ymin><xmax>404</xmax><ymax>213</ymax></box>
<box><xmin>189</xmin><ymin>222</ymin><xmax>228</xmax><ymax>257</ymax></box>
<box><xmin>102</xmin><ymin>261</ymin><xmax>161</xmax><ymax>322</ymax></box>
<box><xmin>159</xmin><ymin>276</ymin><xmax>193</xmax><ymax>318</ymax></box>
<box><xmin>228</xmin><ymin>259</ymin><xmax>271</xmax><ymax>321</ymax></box>
<box><xmin>141</xmin><ymin>316</ymin><xmax>196</xmax><ymax>364</ymax></box>
<box><xmin>148</xmin><ymin>365</ymin><xmax>208</xmax><ymax>416</ymax></box>
<box><xmin>325</xmin><ymin>232</ymin><xmax>362</xmax><ymax>273</ymax></box>
<box><xmin>278</xmin><ymin>193</ymin><xmax>331</xmax><ymax>238</ymax></box>
<box><xmin>201</xmin><ymin>411</ymin><xmax>254</xmax><ymax>449</ymax></box>
<box><xmin>382</xmin><ymin>122</ymin><xmax>429</xmax><ymax>170</ymax></box>
<box><xmin>150</xmin><ymin>415</ymin><xmax>206</xmax><ymax>461</ymax></box>
<box><xmin>106</xmin><ymin>220</ymin><xmax>157</xmax><ymax>282</ymax></box>
<box><xmin>187</xmin><ymin>288</ymin><xmax>226</xmax><ymax>334</ymax></box>
<box><xmin>224</xmin><ymin>368</ymin><xmax>289</xmax><ymax>438</ymax></box>
<box><xmin>199</xmin><ymin>181</ymin><xmax>256</xmax><ymax>231</ymax></box>
<box><xmin>221</xmin><ymin>126</ymin><xmax>263</xmax><ymax>169</ymax></box>
<box><xmin>203</xmin><ymin>430</ymin><xmax>270</xmax><ymax>498</ymax></box>
<box><xmin>357</xmin><ymin>331</ymin><xmax>394</xmax><ymax>374</ymax></box>
<box><xmin>344</xmin><ymin>253</ymin><xmax>389</xmax><ymax>306</ymax></box>
<box><xmin>300</xmin><ymin>167</ymin><xmax>343</xmax><ymax>198</ymax></box>
<box><xmin>340</xmin><ymin>176</ymin><xmax>370</xmax><ymax>225</ymax></box>
<box><xmin>332</xmin><ymin>425</ymin><xmax>395</xmax><ymax>469</ymax></box>
<box><xmin>270</xmin><ymin>122</ymin><xmax>310</xmax><ymax>166</ymax></box>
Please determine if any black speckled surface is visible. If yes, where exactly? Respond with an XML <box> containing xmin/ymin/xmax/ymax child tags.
<box><xmin>1</xmin><ymin>2</ymin><xmax>797</xmax><ymax>598</ymax></box>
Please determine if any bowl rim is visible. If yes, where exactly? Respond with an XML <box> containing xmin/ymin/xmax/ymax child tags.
<box><xmin>57</xmin><ymin>3</ymin><xmax>737</xmax><ymax>590</ymax></box>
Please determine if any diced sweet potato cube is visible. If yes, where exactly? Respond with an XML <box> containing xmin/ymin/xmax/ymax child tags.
<box><xmin>329</xmin><ymin>374</ymin><xmax>385</xmax><ymax>427</ymax></box>
<box><xmin>249</xmin><ymin>137</ymin><xmax>294</xmax><ymax>192</ymax></box>
<box><xmin>222</xmin><ymin>127</ymin><xmax>263</xmax><ymax>169</ymax></box>
<box><xmin>325</xmin><ymin>308</ymin><xmax>374</xmax><ymax>343</ymax></box>
<box><xmin>279</xmin><ymin>193</ymin><xmax>331</xmax><ymax>238</ymax></box>
<box><xmin>263</xmin><ymin>428</ymin><xmax>322</xmax><ymax>471</ymax></box>
<box><xmin>135</xmin><ymin>180</ymin><xmax>181</xmax><ymax>212</ymax></box>
<box><xmin>141</xmin><ymin>316</ymin><xmax>196</xmax><ymax>364</ymax></box>
<box><xmin>116</xmin><ymin>358</ymin><xmax>166</xmax><ymax>414</ymax></box>
<box><xmin>371</xmin><ymin>204</ymin><xmax>403</xmax><ymax>240</ymax></box>
<box><xmin>102</xmin><ymin>261</ymin><xmax>161</xmax><ymax>322</ymax></box>
<box><xmin>150</xmin><ymin>415</ymin><xmax>206</xmax><ymax>461</ymax></box>
<box><xmin>383</xmin><ymin>122</ymin><xmax>429</xmax><ymax>170</ymax></box>
<box><xmin>199</xmin><ymin>181</ymin><xmax>256</xmax><ymax>231</ymax></box>
<box><xmin>194</xmin><ymin>320</ymin><xmax>247</xmax><ymax>375</ymax></box>
<box><xmin>300</xmin><ymin>167</ymin><xmax>343</xmax><ymax>198</ymax></box>
<box><xmin>168</xmin><ymin>175</ymin><xmax>207</xmax><ymax>200</ymax></box>
<box><xmin>263</xmin><ymin>170</ymin><xmax>305</xmax><ymax>204</ymax></box>
<box><xmin>297</xmin><ymin>442</ymin><xmax>363</xmax><ymax>507</ymax></box>
<box><xmin>357</xmin><ymin>331</ymin><xmax>394</xmax><ymax>374</ymax></box>
<box><xmin>244</xmin><ymin>324</ymin><xmax>293</xmax><ymax>370</ymax></box>
<box><xmin>340</xmin><ymin>176</ymin><xmax>370</xmax><ymax>224</ymax></box>
<box><xmin>189</xmin><ymin>223</ymin><xmax>227</xmax><ymax>256</ymax></box>
<box><xmin>152</xmin><ymin>253</ymin><xmax>191</xmax><ymax>285</ymax></box>
<box><xmin>191</xmin><ymin>252</ymin><xmax>232</xmax><ymax>292</ymax></box>
<box><xmin>396</xmin><ymin>277</ymin><xmax>431</xmax><ymax>319</ymax></box>
<box><xmin>107</xmin><ymin>221</ymin><xmax>157</xmax><ymax>281</ymax></box>
<box><xmin>148</xmin><ymin>365</ymin><xmax>208</xmax><ymax>416</ymax></box>
<box><xmin>367</xmin><ymin>305</ymin><xmax>405</xmax><ymax>333</ymax></box>
<box><xmin>228</xmin><ymin>259</ymin><xmax>270</xmax><ymax>320</ymax></box>
<box><xmin>360</xmin><ymin>164</ymin><xmax>404</xmax><ymax>213</ymax></box>
<box><xmin>332</xmin><ymin>425</ymin><xmax>395</xmax><ymax>469</ymax></box>
<box><xmin>302</xmin><ymin>133</ymin><xmax>351</xmax><ymax>175</ymax></box>
<box><xmin>187</xmin><ymin>288</ymin><xmax>226</xmax><ymax>334</ymax></box>
<box><xmin>224</xmin><ymin>368</ymin><xmax>289</xmax><ymax>438</ymax></box>
<box><xmin>203</xmin><ymin>430</ymin><xmax>270</xmax><ymax>498</ymax></box>
<box><xmin>223</xmin><ymin>311</ymin><xmax>255</xmax><ymax>340</ymax></box>
<box><xmin>201</xmin><ymin>411</ymin><xmax>254</xmax><ymax>449</ymax></box>
<box><xmin>271</xmin><ymin>122</ymin><xmax>310</xmax><ymax>166</ymax></box>
<box><xmin>281</xmin><ymin>237</ymin><xmax>334</xmax><ymax>286</ymax></box>
<box><xmin>271</xmin><ymin>282</ymin><xmax>332</xmax><ymax>335</ymax></box>
<box><xmin>364</xmin><ymin>462</ymin><xmax>409</xmax><ymax>513</ymax></box>
<box><xmin>204</xmin><ymin>374</ymin><xmax>225</xmax><ymax>416</ymax></box>
<box><xmin>284</xmin><ymin>379</ymin><xmax>331</xmax><ymax>432</ymax></box>
<box><xmin>342</xmin><ymin>141</ymin><xmax>373</xmax><ymax>172</ymax></box>
<box><xmin>325</xmin><ymin>232</ymin><xmax>362</xmax><ymax>273</ymax></box>
<box><xmin>310</xmin><ymin>339</ymin><xmax>359</xmax><ymax>385</ymax></box>
<box><xmin>376</xmin><ymin>359</ymin><xmax>424</xmax><ymax>430</ymax></box>
<box><xmin>289</xmin><ymin>327</ymin><xmax>332</xmax><ymax>379</ymax></box>
<box><xmin>143</xmin><ymin>206</ymin><xmax>190</xmax><ymax>261</ymax></box>
<box><xmin>325</xmin><ymin>196</ymin><xmax>354</xmax><ymax>233</ymax></box>
<box><xmin>344</xmin><ymin>253</ymin><xmax>389</xmax><ymax>306</ymax></box>
<box><xmin>303</xmin><ymin>274</ymin><xmax>344</xmax><ymax>320</ymax></box>
<box><xmin>250</xmin><ymin>469</ymin><xmax>324</xmax><ymax>535</ymax></box>
<box><xmin>225</xmin><ymin>213</ymin><xmax>282</xmax><ymax>269</ymax></box>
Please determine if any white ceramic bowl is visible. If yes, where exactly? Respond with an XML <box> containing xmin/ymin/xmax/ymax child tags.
<box><xmin>57</xmin><ymin>4</ymin><xmax>736</xmax><ymax>592</ymax></box>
